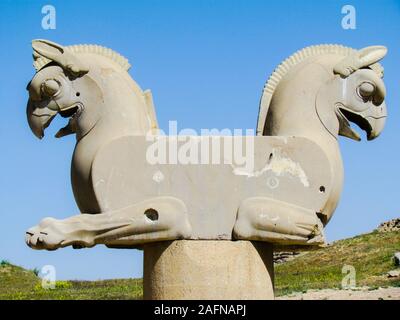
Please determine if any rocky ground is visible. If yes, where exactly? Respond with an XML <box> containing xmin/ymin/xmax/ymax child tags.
<box><xmin>277</xmin><ymin>287</ymin><xmax>400</xmax><ymax>300</ymax></box>
<box><xmin>276</xmin><ymin>219</ymin><xmax>400</xmax><ymax>300</ymax></box>
<box><xmin>376</xmin><ymin>218</ymin><xmax>400</xmax><ymax>233</ymax></box>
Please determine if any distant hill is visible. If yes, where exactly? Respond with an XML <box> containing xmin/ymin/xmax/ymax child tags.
<box><xmin>1</xmin><ymin>229</ymin><xmax>399</xmax><ymax>299</ymax></box>
<box><xmin>0</xmin><ymin>261</ymin><xmax>39</xmax><ymax>299</ymax></box>
<box><xmin>275</xmin><ymin>230</ymin><xmax>400</xmax><ymax>296</ymax></box>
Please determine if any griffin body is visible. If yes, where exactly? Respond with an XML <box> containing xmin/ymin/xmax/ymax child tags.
<box><xmin>25</xmin><ymin>40</ymin><xmax>387</xmax><ymax>250</ymax></box>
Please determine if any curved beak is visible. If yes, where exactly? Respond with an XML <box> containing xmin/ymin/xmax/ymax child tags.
<box><xmin>366</xmin><ymin>102</ymin><xmax>387</xmax><ymax>140</ymax></box>
<box><xmin>338</xmin><ymin>101</ymin><xmax>387</xmax><ymax>141</ymax></box>
<box><xmin>27</xmin><ymin>99</ymin><xmax>58</xmax><ymax>139</ymax></box>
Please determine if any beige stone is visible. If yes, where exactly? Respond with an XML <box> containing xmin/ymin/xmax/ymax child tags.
<box><xmin>143</xmin><ymin>240</ymin><xmax>274</xmax><ymax>300</ymax></box>
<box><xmin>24</xmin><ymin>43</ymin><xmax>388</xmax><ymax>248</ymax></box>
<box><xmin>256</xmin><ymin>45</ymin><xmax>387</xmax><ymax>226</ymax></box>
<box><xmin>24</xmin><ymin>41</ymin><xmax>388</xmax><ymax>250</ymax></box>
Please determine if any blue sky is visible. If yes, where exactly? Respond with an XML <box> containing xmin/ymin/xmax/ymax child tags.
<box><xmin>0</xmin><ymin>0</ymin><xmax>399</xmax><ymax>280</ymax></box>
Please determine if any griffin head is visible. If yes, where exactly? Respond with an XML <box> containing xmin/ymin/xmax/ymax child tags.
<box><xmin>26</xmin><ymin>39</ymin><xmax>102</xmax><ymax>140</ymax></box>
<box><xmin>331</xmin><ymin>46</ymin><xmax>387</xmax><ymax>141</ymax></box>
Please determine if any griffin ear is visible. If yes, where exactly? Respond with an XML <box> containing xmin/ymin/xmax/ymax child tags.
<box><xmin>334</xmin><ymin>45</ymin><xmax>387</xmax><ymax>77</ymax></box>
<box><xmin>32</xmin><ymin>39</ymin><xmax>65</xmax><ymax>60</ymax></box>
<box><xmin>358</xmin><ymin>46</ymin><xmax>387</xmax><ymax>66</ymax></box>
<box><xmin>32</xmin><ymin>39</ymin><xmax>89</xmax><ymax>76</ymax></box>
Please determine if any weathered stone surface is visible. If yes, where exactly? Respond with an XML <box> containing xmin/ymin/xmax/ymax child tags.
<box><xmin>25</xmin><ymin>41</ymin><xmax>388</xmax><ymax>250</ymax></box>
<box><xmin>376</xmin><ymin>218</ymin><xmax>400</xmax><ymax>233</ymax></box>
<box><xmin>394</xmin><ymin>252</ymin><xmax>400</xmax><ymax>266</ymax></box>
<box><xmin>387</xmin><ymin>270</ymin><xmax>400</xmax><ymax>278</ymax></box>
<box><xmin>273</xmin><ymin>251</ymin><xmax>302</xmax><ymax>264</ymax></box>
<box><xmin>143</xmin><ymin>240</ymin><xmax>274</xmax><ymax>300</ymax></box>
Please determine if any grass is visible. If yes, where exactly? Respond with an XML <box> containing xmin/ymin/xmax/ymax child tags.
<box><xmin>0</xmin><ymin>230</ymin><xmax>399</xmax><ymax>299</ymax></box>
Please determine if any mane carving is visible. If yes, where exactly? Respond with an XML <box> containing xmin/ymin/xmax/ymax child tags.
<box><xmin>257</xmin><ymin>44</ymin><xmax>384</xmax><ymax>135</ymax></box>
<box><xmin>33</xmin><ymin>44</ymin><xmax>131</xmax><ymax>72</ymax></box>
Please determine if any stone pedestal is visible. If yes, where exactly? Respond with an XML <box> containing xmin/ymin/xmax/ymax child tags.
<box><xmin>143</xmin><ymin>240</ymin><xmax>274</xmax><ymax>300</ymax></box>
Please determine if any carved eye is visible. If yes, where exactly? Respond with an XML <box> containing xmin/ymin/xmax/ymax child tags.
<box><xmin>358</xmin><ymin>82</ymin><xmax>375</xmax><ymax>99</ymax></box>
<box><xmin>41</xmin><ymin>79</ymin><xmax>60</xmax><ymax>97</ymax></box>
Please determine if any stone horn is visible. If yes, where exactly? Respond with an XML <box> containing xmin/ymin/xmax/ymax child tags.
<box><xmin>333</xmin><ymin>46</ymin><xmax>387</xmax><ymax>77</ymax></box>
<box><xmin>32</xmin><ymin>39</ymin><xmax>89</xmax><ymax>76</ymax></box>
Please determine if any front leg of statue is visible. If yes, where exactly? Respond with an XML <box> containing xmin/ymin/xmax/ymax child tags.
<box><xmin>25</xmin><ymin>196</ymin><xmax>192</xmax><ymax>250</ymax></box>
<box><xmin>233</xmin><ymin>197</ymin><xmax>325</xmax><ymax>246</ymax></box>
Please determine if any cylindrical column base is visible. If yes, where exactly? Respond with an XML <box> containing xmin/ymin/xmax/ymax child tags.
<box><xmin>143</xmin><ymin>240</ymin><xmax>274</xmax><ymax>300</ymax></box>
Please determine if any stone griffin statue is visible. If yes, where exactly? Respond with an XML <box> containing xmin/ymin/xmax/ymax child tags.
<box><xmin>25</xmin><ymin>40</ymin><xmax>387</xmax><ymax>251</ymax></box>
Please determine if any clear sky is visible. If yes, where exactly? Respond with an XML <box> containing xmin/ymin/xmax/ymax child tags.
<box><xmin>0</xmin><ymin>0</ymin><xmax>399</xmax><ymax>280</ymax></box>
